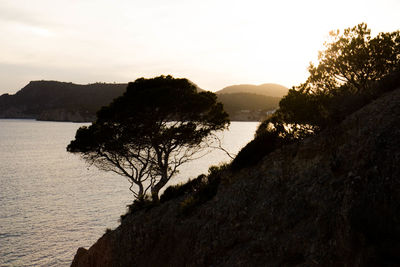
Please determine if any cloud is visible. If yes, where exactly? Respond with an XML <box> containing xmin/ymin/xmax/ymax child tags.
<box><xmin>0</xmin><ymin>2</ymin><xmax>50</xmax><ymax>27</ymax></box>
<box><xmin>0</xmin><ymin>0</ymin><xmax>399</xmax><ymax>95</ymax></box>
<box><xmin>0</xmin><ymin>62</ymin><xmax>129</xmax><ymax>94</ymax></box>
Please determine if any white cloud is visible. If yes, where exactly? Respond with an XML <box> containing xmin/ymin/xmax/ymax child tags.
<box><xmin>0</xmin><ymin>0</ymin><xmax>399</xmax><ymax>94</ymax></box>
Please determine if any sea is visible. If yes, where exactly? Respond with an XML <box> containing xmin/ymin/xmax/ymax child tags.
<box><xmin>0</xmin><ymin>119</ymin><xmax>258</xmax><ymax>266</ymax></box>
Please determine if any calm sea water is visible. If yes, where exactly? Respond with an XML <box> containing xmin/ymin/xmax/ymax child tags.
<box><xmin>0</xmin><ymin>119</ymin><xmax>258</xmax><ymax>266</ymax></box>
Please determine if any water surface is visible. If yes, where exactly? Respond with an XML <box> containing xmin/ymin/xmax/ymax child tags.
<box><xmin>0</xmin><ymin>119</ymin><xmax>257</xmax><ymax>266</ymax></box>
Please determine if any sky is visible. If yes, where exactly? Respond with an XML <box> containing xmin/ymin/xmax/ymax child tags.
<box><xmin>0</xmin><ymin>0</ymin><xmax>399</xmax><ymax>94</ymax></box>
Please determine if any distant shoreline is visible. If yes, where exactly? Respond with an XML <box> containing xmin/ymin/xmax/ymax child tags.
<box><xmin>0</xmin><ymin>118</ymin><xmax>262</xmax><ymax>123</ymax></box>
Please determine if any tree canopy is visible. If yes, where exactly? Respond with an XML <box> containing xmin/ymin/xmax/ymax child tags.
<box><xmin>67</xmin><ymin>75</ymin><xmax>229</xmax><ymax>200</ymax></box>
<box><xmin>232</xmin><ymin>23</ymin><xmax>400</xmax><ymax>170</ymax></box>
<box><xmin>263</xmin><ymin>23</ymin><xmax>400</xmax><ymax>133</ymax></box>
<box><xmin>302</xmin><ymin>23</ymin><xmax>400</xmax><ymax>94</ymax></box>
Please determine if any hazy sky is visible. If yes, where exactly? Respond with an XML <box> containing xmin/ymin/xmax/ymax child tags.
<box><xmin>1</xmin><ymin>0</ymin><xmax>399</xmax><ymax>94</ymax></box>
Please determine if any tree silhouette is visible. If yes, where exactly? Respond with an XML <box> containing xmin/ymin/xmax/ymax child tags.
<box><xmin>67</xmin><ymin>75</ymin><xmax>229</xmax><ymax>201</ymax></box>
<box><xmin>301</xmin><ymin>23</ymin><xmax>400</xmax><ymax>94</ymax></box>
<box><xmin>240</xmin><ymin>24</ymin><xmax>400</xmax><ymax>171</ymax></box>
<box><xmin>271</xmin><ymin>23</ymin><xmax>400</xmax><ymax>132</ymax></box>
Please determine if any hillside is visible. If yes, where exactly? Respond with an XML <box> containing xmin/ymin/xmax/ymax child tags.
<box><xmin>0</xmin><ymin>81</ymin><xmax>127</xmax><ymax>122</ymax></box>
<box><xmin>71</xmin><ymin>87</ymin><xmax>400</xmax><ymax>266</ymax></box>
<box><xmin>216</xmin><ymin>93</ymin><xmax>280</xmax><ymax>121</ymax></box>
<box><xmin>0</xmin><ymin>81</ymin><xmax>284</xmax><ymax>122</ymax></box>
<box><xmin>216</xmin><ymin>83</ymin><xmax>288</xmax><ymax>97</ymax></box>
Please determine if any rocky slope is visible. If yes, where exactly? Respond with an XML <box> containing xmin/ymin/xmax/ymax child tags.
<box><xmin>72</xmin><ymin>88</ymin><xmax>400</xmax><ymax>266</ymax></box>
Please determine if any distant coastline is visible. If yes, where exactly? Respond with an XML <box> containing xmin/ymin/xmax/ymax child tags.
<box><xmin>0</xmin><ymin>80</ymin><xmax>287</xmax><ymax>123</ymax></box>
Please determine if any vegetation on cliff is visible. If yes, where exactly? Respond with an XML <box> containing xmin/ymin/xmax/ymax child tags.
<box><xmin>72</xmin><ymin>84</ymin><xmax>400</xmax><ymax>267</ymax></box>
<box><xmin>71</xmin><ymin>23</ymin><xmax>400</xmax><ymax>266</ymax></box>
<box><xmin>232</xmin><ymin>23</ymin><xmax>400</xmax><ymax>170</ymax></box>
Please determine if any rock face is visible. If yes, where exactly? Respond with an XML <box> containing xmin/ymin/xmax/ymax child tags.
<box><xmin>72</xmin><ymin>88</ymin><xmax>400</xmax><ymax>266</ymax></box>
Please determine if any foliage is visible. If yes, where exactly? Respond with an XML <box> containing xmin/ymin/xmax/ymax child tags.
<box><xmin>0</xmin><ymin>81</ymin><xmax>127</xmax><ymax>120</ymax></box>
<box><xmin>231</xmin><ymin>123</ymin><xmax>291</xmax><ymax>171</ymax></box>
<box><xmin>198</xmin><ymin>164</ymin><xmax>227</xmax><ymax>200</ymax></box>
<box><xmin>277</xmin><ymin>23</ymin><xmax>400</xmax><ymax>131</ymax></box>
<box><xmin>180</xmin><ymin>164</ymin><xmax>229</xmax><ymax>215</ymax></box>
<box><xmin>217</xmin><ymin>93</ymin><xmax>280</xmax><ymax>115</ymax></box>
<box><xmin>303</xmin><ymin>23</ymin><xmax>400</xmax><ymax>94</ymax></box>
<box><xmin>67</xmin><ymin>75</ymin><xmax>229</xmax><ymax>201</ymax></box>
<box><xmin>275</xmin><ymin>70</ymin><xmax>400</xmax><ymax>133</ymax></box>
<box><xmin>267</xmin><ymin>23</ymin><xmax>399</xmax><ymax>131</ymax></box>
<box><xmin>160</xmin><ymin>174</ymin><xmax>206</xmax><ymax>203</ymax></box>
<box><xmin>233</xmin><ymin>23</ymin><xmax>400</xmax><ymax>171</ymax></box>
<box><xmin>120</xmin><ymin>195</ymin><xmax>154</xmax><ymax>221</ymax></box>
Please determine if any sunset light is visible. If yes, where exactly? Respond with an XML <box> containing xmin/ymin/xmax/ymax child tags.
<box><xmin>0</xmin><ymin>0</ymin><xmax>399</xmax><ymax>93</ymax></box>
<box><xmin>1</xmin><ymin>1</ymin><xmax>400</xmax><ymax>266</ymax></box>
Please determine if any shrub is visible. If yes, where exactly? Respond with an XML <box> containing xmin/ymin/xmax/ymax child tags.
<box><xmin>180</xmin><ymin>196</ymin><xmax>197</xmax><ymax>215</ymax></box>
<box><xmin>197</xmin><ymin>164</ymin><xmax>227</xmax><ymax>200</ymax></box>
<box><xmin>231</xmin><ymin>129</ymin><xmax>284</xmax><ymax>171</ymax></box>
<box><xmin>160</xmin><ymin>174</ymin><xmax>206</xmax><ymax>203</ymax></box>
<box><xmin>120</xmin><ymin>195</ymin><xmax>154</xmax><ymax>221</ymax></box>
<box><xmin>179</xmin><ymin>164</ymin><xmax>229</xmax><ymax>215</ymax></box>
<box><xmin>233</xmin><ymin>63</ymin><xmax>400</xmax><ymax>173</ymax></box>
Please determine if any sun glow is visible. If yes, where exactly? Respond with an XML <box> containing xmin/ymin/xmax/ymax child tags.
<box><xmin>0</xmin><ymin>0</ymin><xmax>399</xmax><ymax>94</ymax></box>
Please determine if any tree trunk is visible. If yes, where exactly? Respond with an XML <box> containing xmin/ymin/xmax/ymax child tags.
<box><xmin>129</xmin><ymin>178</ymin><xmax>144</xmax><ymax>200</ymax></box>
<box><xmin>137</xmin><ymin>183</ymin><xmax>144</xmax><ymax>201</ymax></box>
<box><xmin>151</xmin><ymin>170</ymin><xmax>169</xmax><ymax>202</ymax></box>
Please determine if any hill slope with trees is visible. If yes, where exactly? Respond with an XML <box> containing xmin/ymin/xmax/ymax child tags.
<box><xmin>72</xmin><ymin>84</ymin><xmax>400</xmax><ymax>267</ymax></box>
<box><xmin>71</xmin><ymin>23</ymin><xmax>400</xmax><ymax>266</ymax></box>
<box><xmin>0</xmin><ymin>81</ymin><xmax>127</xmax><ymax>122</ymax></box>
<box><xmin>0</xmin><ymin>81</ymin><xmax>285</xmax><ymax>122</ymax></box>
<box><xmin>216</xmin><ymin>83</ymin><xmax>288</xmax><ymax>97</ymax></box>
<box><xmin>215</xmin><ymin>83</ymin><xmax>288</xmax><ymax>120</ymax></box>
<box><xmin>216</xmin><ymin>93</ymin><xmax>280</xmax><ymax>121</ymax></box>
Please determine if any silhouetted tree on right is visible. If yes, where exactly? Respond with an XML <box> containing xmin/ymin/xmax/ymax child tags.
<box><xmin>233</xmin><ymin>23</ymin><xmax>400</xmax><ymax>170</ymax></box>
<box><xmin>263</xmin><ymin>23</ymin><xmax>400</xmax><ymax>132</ymax></box>
<box><xmin>300</xmin><ymin>23</ymin><xmax>400</xmax><ymax>94</ymax></box>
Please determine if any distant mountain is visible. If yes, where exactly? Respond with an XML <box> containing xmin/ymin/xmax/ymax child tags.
<box><xmin>216</xmin><ymin>83</ymin><xmax>288</xmax><ymax>98</ymax></box>
<box><xmin>215</xmin><ymin>83</ymin><xmax>287</xmax><ymax>121</ymax></box>
<box><xmin>217</xmin><ymin>93</ymin><xmax>280</xmax><ymax>121</ymax></box>
<box><xmin>0</xmin><ymin>81</ymin><xmax>127</xmax><ymax>122</ymax></box>
<box><xmin>0</xmin><ymin>80</ymin><xmax>286</xmax><ymax>122</ymax></box>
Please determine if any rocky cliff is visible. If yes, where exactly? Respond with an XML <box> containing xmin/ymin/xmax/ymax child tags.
<box><xmin>72</xmin><ymin>88</ymin><xmax>400</xmax><ymax>266</ymax></box>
